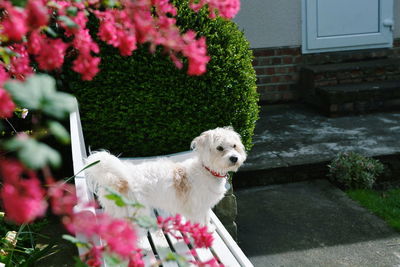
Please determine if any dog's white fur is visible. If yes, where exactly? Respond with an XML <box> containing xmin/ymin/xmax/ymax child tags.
<box><xmin>84</xmin><ymin>127</ymin><xmax>246</xmax><ymax>228</ymax></box>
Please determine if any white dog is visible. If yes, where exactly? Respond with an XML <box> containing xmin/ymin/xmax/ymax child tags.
<box><xmin>84</xmin><ymin>127</ymin><xmax>246</xmax><ymax>228</ymax></box>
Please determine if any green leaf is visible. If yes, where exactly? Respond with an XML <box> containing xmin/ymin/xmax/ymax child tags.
<box><xmin>0</xmin><ymin>48</ymin><xmax>16</xmax><ymax>65</ymax></box>
<box><xmin>4</xmin><ymin>78</ymin><xmax>43</xmax><ymax>109</ymax></box>
<box><xmin>62</xmin><ymin>235</ymin><xmax>89</xmax><ymax>248</ymax></box>
<box><xmin>10</xmin><ymin>0</ymin><xmax>28</xmax><ymax>7</ymax></box>
<box><xmin>164</xmin><ymin>252</ymin><xmax>189</xmax><ymax>266</ymax></box>
<box><xmin>62</xmin><ymin>235</ymin><xmax>81</xmax><ymax>244</ymax></box>
<box><xmin>58</xmin><ymin>16</ymin><xmax>79</xmax><ymax>29</ymax></box>
<box><xmin>64</xmin><ymin>160</ymin><xmax>100</xmax><ymax>183</ymax></box>
<box><xmin>4</xmin><ymin>74</ymin><xmax>75</xmax><ymax>119</ymax></box>
<box><xmin>21</xmin><ymin>242</ymin><xmax>59</xmax><ymax>267</ymax></box>
<box><xmin>104</xmin><ymin>254</ymin><xmax>124</xmax><ymax>266</ymax></box>
<box><xmin>105</xmin><ymin>193</ymin><xmax>126</xmax><ymax>207</ymax></box>
<box><xmin>43</xmin><ymin>92</ymin><xmax>76</xmax><ymax>119</ymax></box>
<box><xmin>66</xmin><ymin>6</ymin><xmax>78</xmax><ymax>17</ymax></box>
<box><xmin>104</xmin><ymin>188</ymin><xmax>144</xmax><ymax>209</ymax></box>
<box><xmin>73</xmin><ymin>256</ymin><xmax>89</xmax><ymax>267</ymax></box>
<box><xmin>4</xmin><ymin>137</ymin><xmax>61</xmax><ymax>169</ymax></box>
<box><xmin>134</xmin><ymin>216</ymin><xmax>158</xmax><ymax>230</ymax></box>
<box><xmin>44</xmin><ymin>26</ymin><xmax>58</xmax><ymax>38</ymax></box>
<box><xmin>48</xmin><ymin>121</ymin><xmax>70</xmax><ymax>144</ymax></box>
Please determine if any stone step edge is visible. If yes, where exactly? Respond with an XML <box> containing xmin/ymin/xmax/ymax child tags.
<box><xmin>233</xmin><ymin>153</ymin><xmax>400</xmax><ymax>189</ymax></box>
<box><xmin>302</xmin><ymin>58</ymin><xmax>400</xmax><ymax>74</ymax></box>
<box><xmin>318</xmin><ymin>80</ymin><xmax>400</xmax><ymax>94</ymax></box>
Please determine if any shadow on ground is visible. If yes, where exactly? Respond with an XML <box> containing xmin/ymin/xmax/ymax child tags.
<box><xmin>236</xmin><ymin>180</ymin><xmax>400</xmax><ymax>266</ymax></box>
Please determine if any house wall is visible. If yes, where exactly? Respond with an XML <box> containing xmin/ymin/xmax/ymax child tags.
<box><xmin>234</xmin><ymin>0</ymin><xmax>400</xmax><ymax>103</ymax></box>
<box><xmin>234</xmin><ymin>0</ymin><xmax>400</xmax><ymax>49</ymax></box>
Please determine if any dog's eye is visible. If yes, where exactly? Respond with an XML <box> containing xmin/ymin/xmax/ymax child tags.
<box><xmin>217</xmin><ymin>146</ymin><xmax>224</xmax><ymax>151</ymax></box>
<box><xmin>233</xmin><ymin>144</ymin><xmax>237</xmax><ymax>148</ymax></box>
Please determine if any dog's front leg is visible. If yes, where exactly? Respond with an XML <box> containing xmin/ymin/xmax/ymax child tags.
<box><xmin>204</xmin><ymin>210</ymin><xmax>215</xmax><ymax>233</ymax></box>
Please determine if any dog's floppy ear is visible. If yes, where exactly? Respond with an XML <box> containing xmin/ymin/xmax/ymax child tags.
<box><xmin>191</xmin><ymin>130</ymin><xmax>212</xmax><ymax>151</ymax></box>
<box><xmin>191</xmin><ymin>135</ymin><xmax>203</xmax><ymax>151</ymax></box>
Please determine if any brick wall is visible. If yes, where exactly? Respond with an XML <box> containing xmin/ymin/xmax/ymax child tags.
<box><xmin>253</xmin><ymin>39</ymin><xmax>400</xmax><ymax>104</ymax></box>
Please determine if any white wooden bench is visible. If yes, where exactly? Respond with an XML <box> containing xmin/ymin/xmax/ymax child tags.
<box><xmin>70</xmin><ymin>101</ymin><xmax>253</xmax><ymax>267</ymax></box>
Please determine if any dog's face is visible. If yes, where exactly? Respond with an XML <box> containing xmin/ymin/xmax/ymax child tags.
<box><xmin>191</xmin><ymin>127</ymin><xmax>247</xmax><ymax>173</ymax></box>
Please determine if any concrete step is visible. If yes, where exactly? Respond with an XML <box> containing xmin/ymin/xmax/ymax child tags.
<box><xmin>301</xmin><ymin>58</ymin><xmax>400</xmax><ymax>89</ymax></box>
<box><xmin>302</xmin><ymin>58</ymin><xmax>400</xmax><ymax>74</ymax></box>
<box><xmin>299</xmin><ymin>58</ymin><xmax>400</xmax><ymax>116</ymax></box>
<box><xmin>314</xmin><ymin>80</ymin><xmax>400</xmax><ymax>116</ymax></box>
<box><xmin>233</xmin><ymin>104</ymin><xmax>400</xmax><ymax>189</ymax></box>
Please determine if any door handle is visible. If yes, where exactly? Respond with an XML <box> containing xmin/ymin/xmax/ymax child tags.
<box><xmin>383</xmin><ymin>18</ymin><xmax>394</xmax><ymax>31</ymax></box>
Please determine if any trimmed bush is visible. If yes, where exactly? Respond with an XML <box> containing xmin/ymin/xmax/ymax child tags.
<box><xmin>64</xmin><ymin>1</ymin><xmax>258</xmax><ymax>156</ymax></box>
<box><xmin>328</xmin><ymin>152</ymin><xmax>385</xmax><ymax>190</ymax></box>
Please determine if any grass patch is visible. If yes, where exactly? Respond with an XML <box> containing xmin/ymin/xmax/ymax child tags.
<box><xmin>347</xmin><ymin>189</ymin><xmax>400</xmax><ymax>231</ymax></box>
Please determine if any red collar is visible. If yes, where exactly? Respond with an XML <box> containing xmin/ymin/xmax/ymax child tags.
<box><xmin>203</xmin><ymin>165</ymin><xmax>227</xmax><ymax>178</ymax></box>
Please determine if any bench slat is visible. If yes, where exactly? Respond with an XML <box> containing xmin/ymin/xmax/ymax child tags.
<box><xmin>210</xmin><ymin>212</ymin><xmax>253</xmax><ymax>267</ymax></box>
<box><xmin>156</xmin><ymin>210</ymin><xmax>197</xmax><ymax>263</ymax></box>
<box><xmin>210</xmin><ymin>230</ymin><xmax>241</xmax><ymax>266</ymax></box>
<box><xmin>148</xmin><ymin>223</ymin><xmax>179</xmax><ymax>266</ymax></box>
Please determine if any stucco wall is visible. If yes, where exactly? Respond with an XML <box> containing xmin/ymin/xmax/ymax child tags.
<box><xmin>395</xmin><ymin>0</ymin><xmax>400</xmax><ymax>39</ymax></box>
<box><xmin>235</xmin><ymin>0</ymin><xmax>400</xmax><ymax>49</ymax></box>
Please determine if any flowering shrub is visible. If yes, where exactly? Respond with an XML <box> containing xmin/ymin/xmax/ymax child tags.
<box><xmin>0</xmin><ymin>0</ymin><xmax>240</xmax><ymax>265</ymax></box>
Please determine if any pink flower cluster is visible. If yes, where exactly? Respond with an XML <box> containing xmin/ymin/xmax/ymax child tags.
<box><xmin>0</xmin><ymin>0</ymin><xmax>240</xmax><ymax>81</ymax></box>
<box><xmin>190</xmin><ymin>0</ymin><xmax>240</xmax><ymax>19</ymax></box>
<box><xmin>0</xmin><ymin>0</ymin><xmax>102</xmax><ymax>80</ymax></box>
<box><xmin>158</xmin><ymin>214</ymin><xmax>223</xmax><ymax>266</ymax></box>
<box><xmin>158</xmin><ymin>214</ymin><xmax>214</xmax><ymax>248</ymax></box>
<box><xmin>47</xmin><ymin>178</ymin><xmax>78</xmax><ymax>216</ymax></box>
<box><xmin>0</xmin><ymin>159</ymin><xmax>47</xmax><ymax>224</ymax></box>
<box><xmin>65</xmin><ymin>211</ymin><xmax>144</xmax><ymax>267</ymax></box>
<box><xmin>94</xmin><ymin>0</ymin><xmax>210</xmax><ymax>75</ymax></box>
<box><xmin>0</xmin><ymin>89</ymin><xmax>15</xmax><ymax>118</ymax></box>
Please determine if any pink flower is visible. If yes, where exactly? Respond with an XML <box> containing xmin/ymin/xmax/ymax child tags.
<box><xmin>0</xmin><ymin>65</ymin><xmax>9</xmax><ymax>86</ymax></box>
<box><xmin>47</xmin><ymin>179</ymin><xmax>77</xmax><ymax>216</ymax></box>
<box><xmin>101</xmin><ymin>219</ymin><xmax>138</xmax><ymax>257</ymax></box>
<box><xmin>195</xmin><ymin>258</ymin><xmax>224</xmax><ymax>267</ymax></box>
<box><xmin>0</xmin><ymin>159</ymin><xmax>47</xmax><ymax>224</ymax></box>
<box><xmin>158</xmin><ymin>214</ymin><xmax>214</xmax><ymax>248</ymax></box>
<box><xmin>84</xmin><ymin>245</ymin><xmax>104</xmax><ymax>267</ymax></box>
<box><xmin>73</xmin><ymin>29</ymin><xmax>99</xmax><ymax>55</ymax></box>
<box><xmin>36</xmin><ymin>38</ymin><xmax>69</xmax><ymax>71</ymax></box>
<box><xmin>118</xmin><ymin>34</ymin><xmax>137</xmax><ymax>56</ymax></box>
<box><xmin>0</xmin><ymin>88</ymin><xmax>16</xmax><ymax>118</ymax></box>
<box><xmin>97</xmin><ymin>16</ymin><xmax>118</xmax><ymax>46</ymax></box>
<box><xmin>65</xmin><ymin>212</ymin><xmax>141</xmax><ymax>260</ymax></box>
<box><xmin>9</xmin><ymin>44</ymin><xmax>33</xmax><ymax>80</ymax></box>
<box><xmin>26</xmin><ymin>0</ymin><xmax>49</xmax><ymax>29</ymax></box>
<box><xmin>63</xmin><ymin>11</ymin><xmax>88</xmax><ymax>36</ymax></box>
<box><xmin>72</xmin><ymin>54</ymin><xmax>100</xmax><ymax>81</ymax></box>
<box><xmin>128</xmin><ymin>250</ymin><xmax>145</xmax><ymax>267</ymax></box>
<box><xmin>27</xmin><ymin>30</ymin><xmax>43</xmax><ymax>55</ymax></box>
<box><xmin>214</xmin><ymin>0</ymin><xmax>240</xmax><ymax>19</ymax></box>
<box><xmin>154</xmin><ymin>0</ymin><xmax>177</xmax><ymax>16</ymax></box>
<box><xmin>182</xmin><ymin>33</ymin><xmax>209</xmax><ymax>75</ymax></box>
<box><xmin>63</xmin><ymin>210</ymin><xmax>97</xmax><ymax>236</ymax></box>
<box><xmin>190</xmin><ymin>0</ymin><xmax>240</xmax><ymax>19</ymax></box>
<box><xmin>95</xmin><ymin>9</ymin><xmax>137</xmax><ymax>56</ymax></box>
<box><xmin>1</xmin><ymin>3</ymin><xmax>28</xmax><ymax>41</ymax></box>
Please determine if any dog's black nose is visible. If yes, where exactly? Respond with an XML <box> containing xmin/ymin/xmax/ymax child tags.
<box><xmin>230</xmin><ymin>156</ymin><xmax>238</xmax><ymax>163</ymax></box>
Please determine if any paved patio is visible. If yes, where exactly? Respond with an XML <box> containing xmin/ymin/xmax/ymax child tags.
<box><xmin>236</xmin><ymin>104</ymin><xmax>400</xmax><ymax>266</ymax></box>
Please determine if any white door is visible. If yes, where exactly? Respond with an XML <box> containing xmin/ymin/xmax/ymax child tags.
<box><xmin>302</xmin><ymin>0</ymin><xmax>394</xmax><ymax>54</ymax></box>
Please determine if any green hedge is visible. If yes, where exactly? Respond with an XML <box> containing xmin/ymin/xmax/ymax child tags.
<box><xmin>64</xmin><ymin>1</ymin><xmax>259</xmax><ymax>156</ymax></box>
